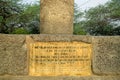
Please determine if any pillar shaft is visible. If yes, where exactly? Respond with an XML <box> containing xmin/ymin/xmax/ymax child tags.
<box><xmin>40</xmin><ymin>0</ymin><xmax>74</xmax><ymax>34</ymax></box>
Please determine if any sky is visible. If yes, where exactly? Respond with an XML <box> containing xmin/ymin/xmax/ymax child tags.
<box><xmin>22</xmin><ymin>0</ymin><xmax>39</xmax><ymax>4</ymax></box>
<box><xmin>75</xmin><ymin>0</ymin><xmax>110</xmax><ymax>10</ymax></box>
<box><xmin>22</xmin><ymin>0</ymin><xmax>110</xmax><ymax>10</ymax></box>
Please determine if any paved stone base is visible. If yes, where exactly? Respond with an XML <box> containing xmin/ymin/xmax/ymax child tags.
<box><xmin>0</xmin><ymin>34</ymin><xmax>120</xmax><ymax>79</ymax></box>
<box><xmin>0</xmin><ymin>76</ymin><xmax>120</xmax><ymax>80</ymax></box>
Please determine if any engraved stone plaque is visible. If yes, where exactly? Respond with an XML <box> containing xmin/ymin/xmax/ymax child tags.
<box><xmin>29</xmin><ymin>42</ymin><xmax>92</xmax><ymax>76</ymax></box>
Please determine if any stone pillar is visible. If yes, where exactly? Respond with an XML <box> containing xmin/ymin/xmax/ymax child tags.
<box><xmin>40</xmin><ymin>0</ymin><xmax>74</xmax><ymax>34</ymax></box>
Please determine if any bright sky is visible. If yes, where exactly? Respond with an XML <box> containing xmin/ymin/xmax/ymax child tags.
<box><xmin>75</xmin><ymin>0</ymin><xmax>110</xmax><ymax>10</ymax></box>
<box><xmin>22</xmin><ymin>0</ymin><xmax>110</xmax><ymax>10</ymax></box>
<box><xmin>22</xmin><ymin>0</ymin><xmax>39</xmax><ymax>4</ymax></box>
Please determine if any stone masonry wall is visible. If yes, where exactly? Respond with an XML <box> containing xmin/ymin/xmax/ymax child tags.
<box><xmin>0</xmin><ymin>34</ymin><xmax>120</xmax><ymax>80</ymax></box>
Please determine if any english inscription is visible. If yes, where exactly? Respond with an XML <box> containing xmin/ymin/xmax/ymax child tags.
<box><xmin>29</xmin><ymin>42</ymin><xmax>92</xmax><ymax>76</ymax></box>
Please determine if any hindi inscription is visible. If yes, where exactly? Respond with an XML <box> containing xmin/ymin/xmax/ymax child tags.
<box><xmin>29</xmin><ymin>42</ymin><xmax>92</xmax><ymax>76</ymax></box>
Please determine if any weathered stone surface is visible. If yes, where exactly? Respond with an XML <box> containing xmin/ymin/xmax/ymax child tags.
<box><xmin>92</xmin><ymin>36</ymin><xmax>120</xmax><ymax>75</ymax></box>
<box><xmin>40</xmin><ymin>0</ymin><xmax>74</xmax><ymax>34</ymax></box>
<box><xmin>0</xmin><ymin>34</ymin><xmax>120</xmax><ymax>77</ymax></box>
<box><xmin>0</xmin><ymin>34</ymin><xmax>27</xmax><ymax>75</ymax></box>
<box><xmin>0</xmin><ymin>76</ymin><xmax>120</xmax><ymax>80</ymax></box>
<box><xmin>29</xmin><ymin>34</ymin><xmax>92</xmax><ymax>43</ymax></box>
<box><xmin>0</xmin><ymin>34</ymin><xmax>92</xmax><ymax>76</ymax></box>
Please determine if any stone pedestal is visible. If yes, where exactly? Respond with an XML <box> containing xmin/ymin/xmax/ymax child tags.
<box><xmin>40</xmin><ymin>0</ymin><xmax>74</xmax><ymax>34</ymax></box>
<box><xmin>0</xmin><ymin>34</ymin><xmax>120</xmax><ymax>80</ymax></box>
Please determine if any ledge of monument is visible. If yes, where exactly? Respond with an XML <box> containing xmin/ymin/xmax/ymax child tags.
<box><xmin>0</xmin><ymin>76</ymin><xmax>120</xmax><ymax>80</ymax></box>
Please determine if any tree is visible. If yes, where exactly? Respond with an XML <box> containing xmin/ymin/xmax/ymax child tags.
<box><xmin>74</xmin><ymin>3</ymin><xmax>86</xmax><ymax>35</ymax></box>
<box><xmin>12</xmin><ymin>28</ymin><xmax>29</xmax><ymax>34</ymax></box>
<box><xmin>16</xmin><ymin>3</ymin><xmax>40</xmax><ymax>34</ymax></box>
<box><xmin>82</xmin><ymin>0</ymin><xmax>120</xmax><ymax>35</ymax></box>
<box><xmin>84</xmin><ymin>5</ymin><xmax>111</xmax><ymax>35</ymax></box>
<box><xmin>107</xmin><ymin>0</ymin><xmax>120</xmax><ymax>20</ymax></box>
<box><xmin>0</xmin><ymin>0</ymin><xmax>23</xmax><ymax>33</ymax></box>
<box><xmin>0</xmin><ymin>0</ymin><xmax>40</xmax><ymax>34</ymax></box>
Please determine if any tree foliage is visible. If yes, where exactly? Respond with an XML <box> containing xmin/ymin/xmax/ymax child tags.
<box><xmin>0</xmin><ymin>0</ymin><xmax>40</xmax><ymax>34</ymax></box>
<box><xmin>74</xmin><ymin>3</ymin><xmax>86</xmax><ymax>35</ymax></box>
<box><xmin>82</xmin><ymin>0</ymin><xmax>120</xmax><ymax>35</ymax></box>
<box><xmin>18</xmin><ymin>3</ymin><xmax>40</xmax><ymax>34</ymax></box>
<box><xmin>107</xmin><ymin>0</ymin><xmax>120</xmax><ymax>20</ymax></box>
<box><xmin>0</xmin><ymin>0</ymin><xmax>23</xmax><ymax>33</ymax></box>
<box><xmin>12</xmin><ymin>28</ymin><xmax>29</xmax><ymax>34</ymax></box>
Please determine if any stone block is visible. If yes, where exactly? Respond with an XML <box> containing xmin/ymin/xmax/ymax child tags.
<box><xmin>92</xmin><ymin>36</ymin><xmax>120</xmax><ymax>74</ymax></box>
<box><xmin>0</xmin><ymin>34</ymin><xmax>28</xmax><ymax>75</ymax></box>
